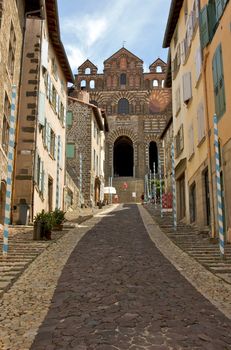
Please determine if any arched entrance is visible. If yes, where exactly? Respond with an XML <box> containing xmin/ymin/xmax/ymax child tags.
<box><xmin>0</xmin><ymin>181</ymin><xmax>6</xmax><ymax>224</ymax></box>
<box><xmin>114</xmin><ymin>136</ymin><xmax>133</xmax><ymax>177</ymax></box>
<box><xmin>149</xmin><ymin>141</ymin><xmax>158</xmax><ymax>173</ymax></box>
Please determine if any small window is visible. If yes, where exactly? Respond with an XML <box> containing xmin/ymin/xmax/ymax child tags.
<box><xmin>161</xmin><ymin>80</ymin><xmax>165</xmax><ymax>88</ymax></box>
<box><xmin>156</xmin><ymin>66</ymin><xmax>162</xmax><ymax>73</ymax></box>
<box><xmin>120</xmin><ymin>73</ymin><xmax>126</xmax><ymax>85</ymax></box>
<box><xmin>80</xmin><ymin>80</ymin><xmax>86</xmax><ymax>88</ymax></box>
<box><xmin>66</xmin><ymin>143</ymin><xmax>75</xmax><ymax>158</ymax></box>
<box><xmin>8</xmin><ymin>22</ymin><xmax>16</xmax><ymax>78</ymax></box>
<box><xmin>85</xmin><ymin>68</ymin><xmax>91</xmax><ymax>74</ymax></box>
<box><xmin>66</xmin><ymin>111</ymin><xmax>73</xmax><ymax>127</ymax></box>
<box><xmin>153</xmin><ymin>79</ymin><xmax>159</xmax><ymax>87</ymax></box>
<box><xmin>90</xmin><ymin>80</ymin><xmax>95</xmax><ymax>89</ymax></box>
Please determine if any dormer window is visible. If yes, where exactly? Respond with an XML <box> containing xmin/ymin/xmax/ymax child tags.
<box><xmin>85</xmin><ymin>68</ymin><xmax>91</xmax><ymax>74</ymax></box>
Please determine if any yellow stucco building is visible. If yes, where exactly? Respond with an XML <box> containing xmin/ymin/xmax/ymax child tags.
<box><xmin>163</xmin><ymin>0</ymin><xmax>210</xmax><ymax>230</ymax></box>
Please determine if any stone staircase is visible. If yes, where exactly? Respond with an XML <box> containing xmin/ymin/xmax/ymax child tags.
<box><xmin>112</xmin><ymin>177</ymin><xmax>144</xmax><ymax>203</ymax></box>
<box><xmin>0</xmin><ymin>228</ymin><xmax>65</xmax><ymax>297</ymax></box>
<box><xmin>145</xmin><ymin>204</ymin><xmax>231</xmax><ymax>284</ymax></box>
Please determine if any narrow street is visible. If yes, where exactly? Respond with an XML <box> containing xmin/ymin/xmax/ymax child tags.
<box><xmin>28</xmin><ymin>204</ymin><xmax>231</xmax><ymax>350</ymax></box>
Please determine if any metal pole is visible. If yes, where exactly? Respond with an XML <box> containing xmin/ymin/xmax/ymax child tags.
<box><xmin>158</xmin><ymin>156</ymin><xmax>163</xmax><ymax>218</ymax></box>
<box><xmin>149</xmin><ymin>169</ymin><xmax>152</xmax><ymax>201</ymax></box>
<box><xmin>153</xmin><ymin>162</ymin><xmax>157</xmax><ymax>208</ymax></box>
<box><xmin>3</xmin><ymin>85</ymin><xmax>17</xmax><ymax>257</ymax></box>
<box><xmin>79</xmin><ymin>153</ymin><xmax>82</xmax><ymax>207</ymax></box>
<box><xmin>213</xmin><ymin>114</ymin><xmax>225</xmax><ymax>258</ymax></box>
<box><xmin>171</xmin><ymin>143</ymin><xmax>177</xmax><ymax>231</ymax></box>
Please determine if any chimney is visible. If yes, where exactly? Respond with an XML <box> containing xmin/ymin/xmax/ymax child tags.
<box><xmin>77</xmin><ymin>88</ymin><xmax>90</xmax><ymax>104</ymax></box>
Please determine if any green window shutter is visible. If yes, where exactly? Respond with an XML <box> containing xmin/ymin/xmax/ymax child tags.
<box><xmin>66</xmin><ymin>111</ymin><xmax>73</xmax><ymax>126</ymax></box>
<box><xmin>66</xmin><ymin>143</ymin><xmax>75</xmax><ymax>158</ymax></box>
<box><xmin>215</xmin><ymin>0</ymin><xmax>223</xmax><ymax>20</ymax></box>
<box><xmin>200</xmin><ymin>6</ymin><xmax>209</xmax><ymax>48</ymax></box>
<box><xmin>38</xmin><ymin>92</ymin><xmax>45</xmax><ymax>126</ymax></box>
<box><xmin>212</xmin><ymin>44</ymin><xmax>226</xmax><ymax>118</ymax></box>
<box><xmin>34</xmin><ymin>151</ymin><xmax>38</xmax><ymax>184</ymax></box>
<box><xmin>208</xmin><ymin>1</ymin><xmax>217</xmax><ymax>39</ymax></box>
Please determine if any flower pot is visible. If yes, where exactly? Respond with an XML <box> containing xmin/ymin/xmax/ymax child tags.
<box><xmin>52</xmin><ymin>224</ymin><xmax>63</xmax><ymax>231</ymax></box>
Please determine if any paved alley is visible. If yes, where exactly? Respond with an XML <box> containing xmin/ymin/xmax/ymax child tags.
<box><xmin>30</xmin><ymin>204</ymin><xmax>231</xmax><ymax>350</ymax></box>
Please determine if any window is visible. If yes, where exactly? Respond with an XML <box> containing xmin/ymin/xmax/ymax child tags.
<box><xmin>184</xmin><ymin>0</ymin><xmax>188</xmax><ymax>22</ymax></box>
<box><xmin>8</xmin><ymin>23</ymin><xmax>16</xmax><ymax>78</ymax></box>
<box><xmin>80</xmin><ymin>80</ymin><xmax>86</xmax><ymax>88</ymax></box>
<box><xmin>2</xmin><ymin>93</ymin><xmax>11</xmax><ymax>154</ymax></box>
<box><xmin>175</xmin><ymin>125</ymin><xmax>184</xmax><ymax>157</ymax></box>
<box><xmin>156</xmin><ymin>66</ymin><xmax>162</xmax><ymax>73</ymax></box>
<box><xmin>34</xmin><ymin>153</ymin><xmax>44</xmax><ymax>194</ymax></box>
<box><xmin>153</xmin><ymin>79</ymin><xmax>159</xmax><ymax>87</ymax></box>
<box><xmin>118</xmin><ymin>98</ymin><xmax>129</xmax><ymax>114</ymax></box>
<box><xmin>66</xmin><ymin>143</ymin><xmax>75</xmax><ymax>158</ymax></box>
<box><xmin>161</xmin><ymin>80</ymin><xmax>165</xmax><ymax>88</ymax></box>
<box><xmin>66</xmin><ymin>111</ymin><xmax>73</xmax><ymax>127</ymax></box>
<box><xmin>212</xmin><ymin>44</ymin><xmax>226</xmax><ymax>118</ymax></box>
<box><xmin>60</xmin><ymin>102</ymin><xmax>65</xmax><ymax>125</ymax></box>
<box><xmin>50</xmin><ymin>129</ymin><xmax>55</xmax><ymax>158</ymax></box>
<box><xmin>52</xmin><ymin>58</ymin><xmax>58</xmax><ymax>80</ymax></box>
<box><xmin>85</xmin><ymin>68</ymin><xmax>91</xmax><ymax>74</ymax></box>
<box><xmin>52</xmin><ymin>85</ymin><xmax>56</xmax><ymax>109</ymax></box>
<box><xmin>90</xmin><ymin>80</ymin><xmax>95</xmax><ymax>89</ymax></box>
<box><xmin>120</xmin><ymin>73</ymin><xmax>126</xmax><ymax>85</ymax></box>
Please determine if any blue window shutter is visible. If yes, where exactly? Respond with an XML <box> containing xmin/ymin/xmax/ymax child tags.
<box><xmin>200</xmin><ymin>6</ymin><xmax>209</xmax><ymax>48</ymax></box>
<box><xmin>54</xmin><ymin>135</ymin><xmax>57</xmax><ymax>160</ymax></box>
<box><xmin>215</xmin><ymin>0</ymin><xmax>223</xmax><ymax>19</ymax></box>
<box><xmin>59</xmin><ymin>139</ymin><xmax>63</xmax><ymax>169</ymax></box>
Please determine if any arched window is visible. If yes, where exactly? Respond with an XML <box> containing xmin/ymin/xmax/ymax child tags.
<box><xmin>161</xmin><ymin>80</ymin><xmax>165</xmax><ymax>88</ymax></box>
<box><xmin>153</xmin><ymin>79</ymin><xmax>159</xmax><ymax>87</ymax></box>
<box><xmin>90</xmin><ymin>80</ymin><xmax>95</xmax><ymax>89</ymax></box>
<box><xmin>120</xmin><ymin>73</ymin><xmax>126</xmax><ymax>85</ymax></box>
<box><xmin>156</xmin><ymin>66</ymin><xmax>162</xmax><ymax>73</ymax></box>
<box><xmin>85</xmin><ymin>68</ymin><xmax>91</xmax><ymax>74</ymax></box>
<box><xmin>118</xmin><ymin>98</ymin><xmax>129</xmax><ymax>114</ymax></box>
<box><xmin>80</xmin><ymin>80</ymin><xmax>86</xmax><ymax>88</ymax></box>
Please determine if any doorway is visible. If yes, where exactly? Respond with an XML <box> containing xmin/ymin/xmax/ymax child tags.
<box><xmin>0</xmin><ymin>181</ymin><xmax>6</xmax><ymax>224</ymax></box>
<box><xmin>113</xmin><ymin>136</ymin><xmax>133</xmax><ymax>177</ymax></box>
<box><xmin>149</xmin><ymin>141</ymin><xmax>158</xmax><ymax>173</ymax></box>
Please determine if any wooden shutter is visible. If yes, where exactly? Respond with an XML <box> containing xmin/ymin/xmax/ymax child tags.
<box><xmin>181</xmin><ymin>40</ymin><xmax>186</xmax><ymax>64</ymax></box>
<box><xmin>47</xmin><ymin>124</ymin><xmax>51</xmax><ymax>153</ymax></box>
<box><xmin>34</xmin><ymin>151</ymin><xmax>38</xmax><ymax>184</ymax></box>
<box><xmin>182</xmin><ymin>72</ymin><xmax>192</xmax><ymax>103</ymax></box>
<box><xmin>197</xmin><ymin>102</ymin><xmax>205</xmax><ymax>143</ymax></box>
<box><xmin>200</xmin><ymin>6</ymin><xmax>209</xmax><ymax>48</ymax></box>
<box><xmin>195</xmin><ymin>47</ymin><xmax>202</xmax><ymax>82</ymax></box>
<box><xmin>212</xmin><ymin>44</ymin><xmax>226</xmax><ymax>117</ymax></box>
<box><xmin>66</xmin><ymin>111</ymin><xmax>73</xmax><ymax>126</ymax></box>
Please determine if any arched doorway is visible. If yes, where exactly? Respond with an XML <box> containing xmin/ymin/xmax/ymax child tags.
<box><xmin>94</xmin><ymin>177</ymin><xmax>101</xmax><ymax>204</ymax></box>
<box><xmin>0</xmin><ymin>181</ymin><xmax>6</xmax><ymax>224</ymax></box>
<box><xmin>114</xmin><ymin>136</ymin><xmax>133</xmax><ymax>177</ymax></box>
<box><xmin>149</xmin><ymin>141</ymin><xmax>158</xmax><ymax>173</ymax></box>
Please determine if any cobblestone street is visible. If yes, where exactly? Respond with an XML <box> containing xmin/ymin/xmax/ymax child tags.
<box><xmin>28</xmin><ymin>204</ymin><xmax>231</xmax><ymax>350</ymax></box>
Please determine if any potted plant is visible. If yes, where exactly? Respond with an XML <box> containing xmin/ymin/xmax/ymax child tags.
<box><xmin>52</xmin><ymin>208</ymin><xmax>66</xmax><ymax>231</ymax></box>
<box><xmin>33</xmin><ymin>210</ymin><xmax>53</xmax><ymax>240</ymax></box>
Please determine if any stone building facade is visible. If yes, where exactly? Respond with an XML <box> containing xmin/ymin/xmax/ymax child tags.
<box><xmin>0</xmin><ymin>0</ymin><xmax>26</xmax><ymax>224</ymax></box>
<box><xmin>12</xmin><ymin>0</ymin><xmax>74</xmax><ymax>224</ymax></box>
<box><xmin>66</xmin><ymin>92</ymin><xmax>109</xmax><ymax>207</ymax></box>
<box><xmin>74</xmin><ymin>48</ymin><xmax>172</xmax><ymax>202</ymax></box>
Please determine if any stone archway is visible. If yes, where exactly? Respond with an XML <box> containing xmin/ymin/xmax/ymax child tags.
<box><xmin>114</xmin><ymin>136</ymin><xmax>133</xmax><ymax>177</ymax></box>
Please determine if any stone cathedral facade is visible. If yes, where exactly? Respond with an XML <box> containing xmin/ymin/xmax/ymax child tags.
<box><xmin>73</xmin><ymin>48</ymin><xmax>172</xmax><ymax>201</ymax></box>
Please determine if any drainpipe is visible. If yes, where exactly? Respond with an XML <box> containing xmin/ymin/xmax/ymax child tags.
<box><xmin>202</xmin><ymin>51</ymin><xmax>216</xmax><ymax>238</ymax></box>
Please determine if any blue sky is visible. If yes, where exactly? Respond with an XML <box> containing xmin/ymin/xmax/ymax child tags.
<box><xmin>57</xmin><ymin>0</ymin><xmax>171</xmax><ymax>74</ymax></box>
